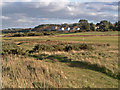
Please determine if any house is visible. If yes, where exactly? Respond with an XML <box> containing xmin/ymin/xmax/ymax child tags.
<box><xmin>58</xmin><ymin>27</ymin><xmax>64</xmax><ymax>31</ymax></box>
<box><xmin>51</xmin><ymin>26</ymin><xmax>58</xmax><ymax>30</ymax></box>
<box><xmin>48</xmin><ymin>26</ymin><xmax>58</xmax><ymax>31</ymax></box>
<box><xmin>65</xmin><ymin>27</ymin><xmax>70</xmax><ymax>31</ymax></box>
<box><xmin>75</xmin><ymin>27</ymin><xmax>80</xmax><ymax>31</ymax></box>
<box><xmin>95</xmin><ymin>26</ymin><xmax>99</xmax><ymax>30</ymax></box>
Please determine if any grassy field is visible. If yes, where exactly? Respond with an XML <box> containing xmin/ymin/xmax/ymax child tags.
<box><xmin>60</xmin><ymin>31</ymin><xmax>118</xmax><ymax>35</ymax></box>
<box><xmin>3</xmin><ymin>34</ymin><xmax>118</xmax><ymax>46</ymax></box>
<box><xmin>2</xmin><ymin>31</ymin><xmax>119</xmax><ymax>88</ymax></box>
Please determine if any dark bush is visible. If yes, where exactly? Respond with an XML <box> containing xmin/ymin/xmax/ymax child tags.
<box><xmin>27</xmin><ymin>33</ymin><xmax>36</xmax><ymax>36</ymax></box>
<box><xmin>12</xmin><ymin>33</ymin><xmax>25</xmax><ymax>37</ymax></box>
<box><xmin>29</xmin><ymin>43</ymin><xmax>94</xmax><ymax>53</ymax></box>
<box><xmin>52</xmin><ymin>45</ymin><xmax>64</xmax><ymax>51</ymax></box>
<box><xmin>78</xmin><ymin>44</ymin><xmax>93</xmax><ymax>50</ymax></box>
<box><xmin>64</xmin><ymin>45</ymin><xmax>73</xmax><ymax>51</ymax></box>
<box><xmin>106</xmin><ymin>43</ymin><xmax>110</xmax><ymax>46</ymax></box>
<box><xmin>9</xmin><ymin>32</ymin><xmax>55</xmax><ymax>37</ymax></box>
<box><xmin>64</xmin><ymin>44</ymin><xmax>93</xmax><ymax>52</ymax></box>
<box><xmin>32</xmin><ymin>44</ymin><xmax>54</xmax><ymax>52</ymax></box>
<box><xmin>2</xmin><ymin>42</ymin><xmax>27</xmax><ymax>55</ymax></box>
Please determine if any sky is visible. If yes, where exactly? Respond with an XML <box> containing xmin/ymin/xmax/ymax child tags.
<box><xmin>1</xmin><ymin>0</ymin><xmax>119</xmax><ymax>29</ymax></box>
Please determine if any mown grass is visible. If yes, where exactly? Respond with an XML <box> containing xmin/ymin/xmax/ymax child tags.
<box><xmin>3</xmin><ymin>33</ymin><xmax>118</xmax><ymax>46</ymax></box>
<box><xmin>60</xmin><ymin>31</ymin><xmax>118</xmax><ymax>35</ymax></box>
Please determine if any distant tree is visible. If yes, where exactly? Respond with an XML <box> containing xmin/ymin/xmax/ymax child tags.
<box><xmin>79</xmin><ymin>19</ymin><xmax>88</xmax><ymax>24</ymax></box>
<box><xmin>79</xmin><ymin>19</ymin><xmax>90</xmax><ymax>31</ymax></box>
<box><xmin>90</xmin><ymin>23</ymin><xmax>95</xmax><ymax>31</ymax></box>
<box><xmin>114</xmin><ymin>21</ymin><xmax>120</xmax><ymax>31</ymax></box>
<box><xmin>108</xmin><ymin>22</ymin><xmax>114</xmax><ymax>31</ymax></box>
<box><xmin>97</xmin><ymin>20</ymin><xmax>114</xmax><ymax>31</ymax></box>
<box><xmin>73</xmin><ymin>23</ymin><xmax>78</xmax><ymax>27</ymax></box>
<box><xmin>96</xmin><ymin>23</ymin><xmax>100</xmax><ymax>26</ymax></box>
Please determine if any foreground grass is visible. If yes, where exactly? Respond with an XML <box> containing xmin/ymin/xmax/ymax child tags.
<box><xmin>2</xmin><ymin>55</ymin><xmax>118</xmax><ymax>88</ymax></box>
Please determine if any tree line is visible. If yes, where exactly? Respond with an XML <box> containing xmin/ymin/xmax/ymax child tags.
<box><xmin>2</xmin><ymin>19</ymin><xmax>120</xmax><ymax>34</ymax></box>
<box><xmin>78</xmin><ymin>19</ymin><xmax>119</xmax><ymax>32</ymax></box>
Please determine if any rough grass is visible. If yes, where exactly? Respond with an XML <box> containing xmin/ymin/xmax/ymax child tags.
<box><xmin>2</xmin><ymin>31</ymin><xmax>119</xmax><ymax>88</ymax></box>
<box><xmin>2</xmin><ymin>55</ymin><xmax>118</xmax><ymax>88</ymax></box>
<box><xmin>29</xmin><ymin>50</ymin><xmax>119</xmax><ymax>80</ymax></box>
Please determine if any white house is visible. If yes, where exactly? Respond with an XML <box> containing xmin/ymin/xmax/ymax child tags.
<box><xmin>65</xmin><ymin>27</ymin><xmax>70</xmax><ymax>31</ymax></box>
<box><xmin>58</xmin><ymin>27</ymin><xmax>64</xmax><ymax>31</ymax></box>
<box><xmin>49</xmin><ymin>26</ymin><xmax>58</xmax><ymax>30</ymax></box>
<box><xmin>50</xmin><ymin>26</ymin><xmax>58</xmax><ymax>30</ymax></box>
<box><xmin>95</xmin><ymin>26</ymin><xmax>99</xmax><ymax>30</ymax></box>
<box><xmin>75</xmin><ymin>27</ymin><xmax>80</xmax><ymax>31</ymax></box>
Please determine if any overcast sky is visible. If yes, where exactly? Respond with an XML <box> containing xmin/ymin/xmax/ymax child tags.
<box><xmin>1</xmin><ymin>0</ymin><xmax>119</xmax><ymax>29</ymax></box>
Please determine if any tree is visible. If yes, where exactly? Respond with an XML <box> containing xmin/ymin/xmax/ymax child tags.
<box><xmin>96</xmin><ymin>23</ymin><xmax>100</xmax><ymax>26</ymax></box>
<box><xmin>78</xmin><ymin>19</ymin><xmax>90</xmax><ymax>31</ymax></box>
<box><xmin>73</xmin><ymin>23</ymin><xmax>78</xmax><ymax>27</ymax></box>
<box><xmin>114</xmin><ymin>21</ymin><xmax>120</xmax><ymax>31</ymax></box>
<box><xmin>79</xmin><ymin>19</ymin><xmax>88</xmax><ymax>24</ymax></box>
<box><xmin>90</xmin><ymin>23</ymin><xmax>95</xmax><ymax>31</ymax></box>
<box><xmin>97</xmin><ymin>20</ymin><xmax>113</xmax><ymax>31</ymax></box>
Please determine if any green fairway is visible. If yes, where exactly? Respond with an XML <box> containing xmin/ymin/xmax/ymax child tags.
<box><xmin>60</xmin><ymin>31</ymin><xmax>118</xmax><ymax>35</ymax></box>
<box><xmin>3</xmin><ymin>32</ymin><xmax>118</xmax><ymax>45</ymax></box>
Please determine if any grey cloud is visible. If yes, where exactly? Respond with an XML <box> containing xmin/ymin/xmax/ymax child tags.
<box><xmin>2</xmin><ymin>2</ymin><xmax>118</xmax><ymax>29</ymax></box>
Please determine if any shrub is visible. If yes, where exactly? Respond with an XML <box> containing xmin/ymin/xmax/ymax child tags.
<box><xmin>12</xmin><ymin>33</ymin><xmax>25</xmax><ymax>37</ymax></box>
<box><xmin>27</xmin><ymin>32</ymin><xmax>36</xmax><ymax>36</ymax></box>
<box><xmin>30</xmin><ymin>43</ymin><xmax>94</xmax><ymax>53</ymax></box>
<box><xmin>32</xmin><ymin>44</ymin><xmax>54</xmax><ymax>52</ymax></box>
<box><xmin>10</xmin><ymin>32</ymin><xmax>55</xmax><ymax>37</ymax></box>
<box><xmin>71</xmin><ymin>44</ymin><xmax>81</xmax><ymax>50</ymax></box>
<box><xmin>78</xmin><ymin>43</ymin><xmax>93</xmax><ymax>50</ymax></box>
<box><xmin>52</xmin><ymin>45</ymin><xmax>64</xmax><ymax>51</ymax></box>
<box><xmin>64</xmin><ymin>44</ymin><xmax>93</xmax><ymax>52</ymax></box>
<box><xmin>2</xmin><ymin>42</ymin><xmax>27</xmax><ymax>55</ymax></box>
<box><xmin>64</xmin><ymin>45</ymin><xmax>73</xmax><ymax>51</ymax></box>
<box><xmin>106</xmin><ymin>43</ymin><xmax>110</xmax><ymax>46</ymax></box>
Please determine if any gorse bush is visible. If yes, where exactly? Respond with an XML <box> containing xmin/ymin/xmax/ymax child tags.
<box><xmin>12</xmin><ymin>33</ymin><xmax>25</xmax><ymax>37</ymax></box>
<box><xmin>77</xmin><ymin>43</ymin><xmax>93</xmax><ymax>50</ymax></box>
<box><xmin>52</xmin><ymin>45</ymin><xmax>64</xmax><ymax>51</ymax></box>
<box><xmin>64</xmin><ymin>45</ymin><xmax>73</xmax><ymax>51</ymax></box>
<box><xmin>10</xmin><ymin>32</ymin><xmax>55</xmax><ymax>37</ymax></box>
<box><xmin>2</xmin><ymin>42</ymin><xmax>27</xmax><ymax>55</ymax></box>
<box><xmin>30</xmin><ymin>44</ymin><xmax>64</xmax><ymax>53</ymax></box>
<box><xmin>29</xmin><ymin>43</ymin><xmax>94</xmax><ymax>53</ymax></box>
<box><xmin>64</xmin><ymin>44</ymin><xmax>93</xmax><ymax>51</ymax></box>
<box><xmin>33</xmin><ymin>44</ymin><xmax>54</xmax><ymax>51</ymax></box>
